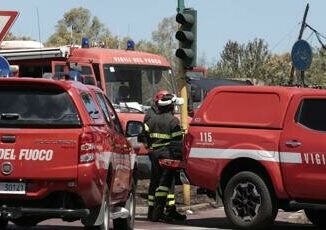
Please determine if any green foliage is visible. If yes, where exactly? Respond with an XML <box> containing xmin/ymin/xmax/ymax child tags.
<box><xmin>46</xmin><ymin>7</ymin><xmax>111</xmax><ymax>46</ymax></box>
<box><xmin>4</xmin><ymin>32</ymin><xmax>32</xmax><ymax>41</ymax></box>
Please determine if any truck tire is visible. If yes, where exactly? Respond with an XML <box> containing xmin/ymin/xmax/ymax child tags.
<box><xmin>113</xmin><ymin>179</ymin><xmax>136</xmax><ymax>230</ymax></box>
<box><xmin>223</xmin><ymin>171</ymin><xmax>277</xmax><ymax>229</ymax></box>
<box><xmin>82</xmin><ymin>183</ymin><xmax>110</xmax><ymax>230</ymax></box>
<box><xmin>304</xmin><ymin>209</ymin><xmax>326</xmax><ymax>228</ymax></box>
<box><xmin>0</xmin><ymin>218</ymin><xmax>8</xmax><ymax>229</ymax></box>
<box><xmin>12</xmin><ymin>217</ymin><xmax>41</xmax><ymax>227</ymax></box>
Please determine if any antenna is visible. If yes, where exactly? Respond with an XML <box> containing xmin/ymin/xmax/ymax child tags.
<box><xmin>36</xmin><ymin>7</ymin><xmax>42</xmax><ymax>48</ymax></box>
<box><xmin>36</xmin><ymin>7</ymin><xmax>44</xmax><ymax>76</ymax></box>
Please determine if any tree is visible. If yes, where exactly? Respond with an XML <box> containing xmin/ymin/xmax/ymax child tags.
<box><xmin>4</xmin><ymin>32</ymin><xmax>32</xmax><ymax>41</ymax></box>
<box><xmin>46</xmin><ymin>7</ymin><xmax>111</xmax><ymax>47</ymax></box>
<box><xmin>265</xmin><ymin>53</ymin><xmax>292</xmax><ymax>85</ymax></box>
<box><xmin>241</xmin><ymin>38</ymin><xmax>271</xmax><ymax>82</ymax></box>
<box><xmin>210</xmin><ymin>38</ymin><xmax>271</xmax><ymax>83</ymax></box>
<box><xmin>210</xmin><ymin>40</ymin><xmax>243</xmax><ymax>78</ymax></box>
<box><xmin>151</xmin><ymin>16</ymin><xmax>178</xmax><ymax>67</ymax></box>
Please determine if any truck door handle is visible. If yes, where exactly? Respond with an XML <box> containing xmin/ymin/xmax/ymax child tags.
<box><xmin>285</xmin><ymin>140</ymin><xmax>301</xmax><ymax>148</ymax></box>
<box><xmin>1</xmin><ymin>135</ymin><xmax>16</xmax><ymax>143</ymax></box>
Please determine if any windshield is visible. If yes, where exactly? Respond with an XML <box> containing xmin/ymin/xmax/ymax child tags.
<box><xmin>0</xmin><ymin>86</ymin><xmax>81</xmax><ymax>128</ymax></box>
<box><xmin>103</xmin><ymin>65</ymin><xmax>176</xmax><ymax>108</ymax></box>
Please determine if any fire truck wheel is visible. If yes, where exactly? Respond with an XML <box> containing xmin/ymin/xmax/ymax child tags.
<box><xmin>304</xmin><ymin>209</ymin><xmax>326</xmax><ymax>228</ymax></box>
<box><xmin>82</xmin><ymin>183</ymin><xmax>110</xmax><ymax>230</ymax></box>
<box><xmin>223</xmin><ymin>171</ymin><xmax>276</xmax><ymax>229</ymax></box>
<box><xmin>113</xmin><ymin>179</ymin><xmax>136</xmax><ymax>230</ymax></box>
<box><xmin>12</xmin><ymin>217</ymin><xmax>42</xmax><ymax>227</ymax></box>
<box><xmin>0</xmin><ymin>218</ymin><xmax>8</xmax><ymax>229</ymax></box>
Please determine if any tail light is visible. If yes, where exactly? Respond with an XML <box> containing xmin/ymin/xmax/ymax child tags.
<box><xmin>79</xmin><ymin>132</ymin><xmax>97</xmax><ymax>163</ymax></box>
<box><xmin>183</xmin><ymin>133</ymin><xmax>194</xmax><ymax>162</ymax></box>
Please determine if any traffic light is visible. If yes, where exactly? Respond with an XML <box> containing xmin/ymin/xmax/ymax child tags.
<box><xmin>175</xmin><ymin>8</ymin><xmax>197</xmax><ymax>68</ymax></box>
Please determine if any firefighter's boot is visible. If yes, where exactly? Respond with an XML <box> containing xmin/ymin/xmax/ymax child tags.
<box><xmin>147</xmin><ymin>206</ymin><xmax>153</xmax><ymax>220</ymax></box>
<box><xmin>150</xmin><ymin>196</ymin><xmax>166</xmax><ymax>222</ymax></box>
<box><xmin>165</xmin><ymin>205</ymin><xmax>187</xmax><ymax>221</ymax></box>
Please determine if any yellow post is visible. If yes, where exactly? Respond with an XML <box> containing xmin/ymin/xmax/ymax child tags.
<box><xmin>176</xmin><ymin>58</ymin><xmax>191</xmax><ymax>207</ymax></box>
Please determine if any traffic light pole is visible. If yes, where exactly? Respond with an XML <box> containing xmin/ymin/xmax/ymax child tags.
<box><xmin>177</xmin><ymin>0</ymin><xmax>185</xmax><ymax>13</ymax></box>
<box><xmin>177</xmin><ymin>0</ymin><xmax>191</xmax><ymax>208</ymax></box>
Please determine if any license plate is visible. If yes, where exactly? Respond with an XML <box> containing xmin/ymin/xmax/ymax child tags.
<box><xmin>0</xmin><ymin>182</ymin><xmax>26</xmax><ymax>194</ymax></box>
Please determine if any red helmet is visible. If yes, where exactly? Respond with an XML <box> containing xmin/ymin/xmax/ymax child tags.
<box><xmin>154</xmin><ymin>90</ymin><xmax>170</xmax><ymax>102</ymax></box>
<box><xmin>154</xmin><ymin>90</ymin><xmax>175</xmax><ymax>107</ymax></box>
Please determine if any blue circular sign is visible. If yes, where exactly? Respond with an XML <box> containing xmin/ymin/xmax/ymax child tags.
<box><xmin>0</xmin><ymin>56</ymin><xmax>10</xmax><ymax>77</ymax></box>
<box><xmin>291</xmin><ymin>40</ymin><xmax>312</xmax><ymax>71</ymax></box>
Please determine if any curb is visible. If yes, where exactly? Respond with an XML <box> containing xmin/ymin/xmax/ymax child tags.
<box><xmin>136</xmin><ymin>202</ymin><xmax>219</xmax><ymax>217</ymax></box>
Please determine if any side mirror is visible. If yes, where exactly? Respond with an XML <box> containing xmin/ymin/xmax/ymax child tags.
<box><xmin>126</xmin><ymin>120</ymin><xmax>145</xmax><ymax>151</ymax></box>
<box><xmin>125</xmin><ymin>120</ymin><xmax>144</xmax><ymax>137</ymax></box>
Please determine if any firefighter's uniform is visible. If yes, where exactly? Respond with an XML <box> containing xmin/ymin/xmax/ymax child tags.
<box><xmin>144</xmin><ymin>102</ymin><xmax>185</xmax><ymax>222</ymax></box>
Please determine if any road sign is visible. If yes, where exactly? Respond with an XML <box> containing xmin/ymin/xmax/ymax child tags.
<box><xmin>0</xmin><ymin>11</ymin><xmax>19</xmax><ymax>43</ymax></box>
<box><xmin>0</xmin><ymin>56</ymin><xmax>10</xmax><ymax>77</ymax></box>
<box><xmin>291</xmin><ymin>39</ymin><xmax>312</xmax><ymax>71</ymax></box>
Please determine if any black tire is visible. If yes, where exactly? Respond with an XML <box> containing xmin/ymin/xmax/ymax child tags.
<box><xmin>304</xmin><ymin>209</ymin><xmax>326</xmax><ymax>228</ymax></box>
<box><xmin>113</xmin><ymin>179</ymin><xmax>136</xmax><ymax>230</ymax></box>
<box><xmin>0</xmin><ymin>218</ymin><xmax>8</xmax><ymax>229</ymax></box>
<box><xmin>12</xmin><ymin>217</ymin><xmax>41</xmax><ymax>227</ymax></box>
<box><xmin>223</xmin><ymin>171</ymin><xmax>277</xmax><ymax>229</ymax></box>
<box><xmin>82</xmin><ymin>184</ymin><xmax>110</xmax><ymax>230</ymax></box>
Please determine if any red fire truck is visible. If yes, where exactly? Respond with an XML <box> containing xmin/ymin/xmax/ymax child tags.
<box><xmin>0</xmin><ymin>42</ymin><xmax>178</xmax><ymax>178</ymax></box>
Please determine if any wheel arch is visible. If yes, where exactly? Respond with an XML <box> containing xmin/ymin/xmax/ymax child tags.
<box><xmin>219</xmin><ymin>158</ymin><xmax>276</xmax><ymax>198</ymax></box>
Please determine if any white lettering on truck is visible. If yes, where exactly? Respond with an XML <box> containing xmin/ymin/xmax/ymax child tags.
<box><xmin>19</xmin><ymin>149</ymin><xmax>53</xmax><ymax>161</ymax></box>
<box><xmin>303</xmin><ymin>153</ymin><xmax>326</xmax><ymax>165</ymax></box>
<box><xmin>0</xmin><ymin>149</ymin><xmax>15</xmax><ymax>160</ymax></box>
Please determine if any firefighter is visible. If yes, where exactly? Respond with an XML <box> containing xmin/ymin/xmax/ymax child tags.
<box><xmin>144</xmin><ymin>90</ymin><xmax>186</xmax><ymax>222</ymax></box>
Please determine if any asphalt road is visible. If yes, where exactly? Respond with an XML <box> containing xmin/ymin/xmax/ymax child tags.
<box><xmin>6</xmin><ymin>208</ymin><xmax>318</xmax><ymax>230</ymax></box>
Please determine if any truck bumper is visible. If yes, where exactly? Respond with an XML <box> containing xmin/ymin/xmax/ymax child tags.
<box><xmin>0</xmin><ymin>206</ymin><xmax>89</xmax><ymax>220</ymax></box>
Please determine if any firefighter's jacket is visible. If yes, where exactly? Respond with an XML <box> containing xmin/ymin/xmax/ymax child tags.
<box><xmin>144</xmin><ymin>105</ymin><xmax>183</xmax><ymax>154</ymax></box>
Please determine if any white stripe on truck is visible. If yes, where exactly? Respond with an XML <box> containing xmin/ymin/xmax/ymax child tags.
<box><xmin>189</xmin><ymin>148</ymin><xmax>302</xmax><ymax>164</ymax></box>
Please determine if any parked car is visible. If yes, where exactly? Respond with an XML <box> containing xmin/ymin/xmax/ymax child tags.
<box><xmin>0</xmin><ymin>76</ymin><xmax>138</xmax><ymax>229</ymax></box>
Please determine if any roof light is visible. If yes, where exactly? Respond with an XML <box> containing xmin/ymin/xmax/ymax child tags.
<box><xmin>82</xmin><ymin>37</ymin><xmax>90</xmax><ymax>48</ymax></box>
<box><xmin>126</xmin><ymin>39</ymin><xmax>135</xmax><ymax>50</ymax></box>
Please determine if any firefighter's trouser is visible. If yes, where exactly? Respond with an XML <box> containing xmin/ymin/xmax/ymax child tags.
<box><xmin>147</xmin><ymin>147</ymin><xmax>176</xmax><ymax>220</ymax></box>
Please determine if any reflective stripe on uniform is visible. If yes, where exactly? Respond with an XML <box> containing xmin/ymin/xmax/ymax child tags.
<box><xmin>167</xmin><ymin>200</ymin><xmax>175</xmax><ymax>206</ymax></box>
<box><xmin>155</xmin><ymin>191</ymin><xmax>168</xmax><ymax>197</ymax></box>
<box><xmin>151</xmin><ymin>142</ymin><xmax>170</xmax><ymax>148</ymax></box>
<box><xmin>149</xmin><ymin>133</ymin><xmax>171</xmax><ymax>139</ymax></box>
<box><xmin>167</xmin><ymin>194</ymin><xmax>175</xmax><ymax>199</ymax></box>
<box><xmin>148</xmin><ymin>201</ymin><xmax>154</xmax><ymax>206</ymax></box>
<box><xmin>157</xmin><ymin>186</ymin><xmax>169</xmax><ymax>192</ymax></box>
<box><xmin>144</xmin><ymin>123</ymin><xmax>149</xmax><ymax>132</ymax></box>
<box><xmin>171</xmin><ymin>130</ymin><xmax>183</xmax><ymax>138</ymax></box>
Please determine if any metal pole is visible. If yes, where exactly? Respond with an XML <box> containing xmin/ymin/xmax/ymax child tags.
<box><xmin>289</xmin><ymin>3</ymin><xmax>309</xmax><ymax>86</ymax></box>
<box><xmin>177</xmin><ymin>0</ymin><xmax>185</xmax><ymax>13</ymax></box>
<box><xmin>177</xmin><ymin>0</ymin><xmax>191</xmax><ymax>208</ymax></box>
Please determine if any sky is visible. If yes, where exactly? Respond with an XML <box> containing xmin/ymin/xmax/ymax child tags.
<box><xmin>1</xmin><ymin>0</ymin><xmax>325</xmax><ymax>63</ymax></box>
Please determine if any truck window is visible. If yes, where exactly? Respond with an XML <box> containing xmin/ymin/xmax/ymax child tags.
<box><xmin>0</xmin><ymin>86</ymin><xmax>80</xmax><ymax>128</ymax></box>
<box><xmin>104</xmin><ymin>96</ymin><xmax>124</xmax><ymax>135</ymax></box>
<box><xmin>296</xmin><ymin>99</ymin><xmax>326</xmax><ymax>131</ymax></box>
<box><xmin>96</xmin><ymin>92</ymin><xmax>113</xmax><ymax>128</ymax></box>
<box><xmin>103</xmin><ymin>65</ymin><xmax>175</xmax><ymax>106</ymax></box>
<box><xmin>81</xmin><ymin>93</ymin><xmax>100</xmax><ymax>120</ymax></box>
